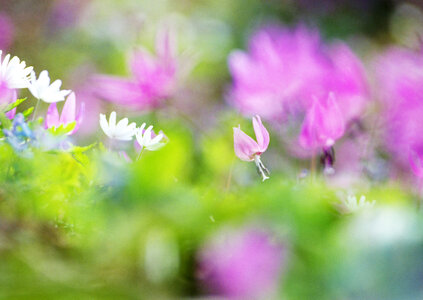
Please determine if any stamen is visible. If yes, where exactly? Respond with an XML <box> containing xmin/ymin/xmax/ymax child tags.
<box><xmin>321</xmin><ymin>147</ymin><xmax>335</xmax><ymax>175</ymax></box>
<box><xmin>254</xmin><ymin>155</ymin><xmax>270</xmax><ymax>181</ymax></box>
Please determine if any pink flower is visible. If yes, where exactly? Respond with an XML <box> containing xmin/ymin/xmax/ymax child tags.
<box><xmin>299</xmin><ymin>92</ymin><xmax>345</xmax><ymax>151</ymax></box>
<box><xmin>234</xmin><ymin>115</ymin><xmax>270</xmax><ymax>181</ymax></box>
<box><xmin>197</xmin><ymin>227</ymin><xmax>284</xmax><ymax>299</ymax></box>
<box><xmin>93</xmin><ymin>30</ymin><xmax>177</xmax><ymax>110</ymax></box>
<box><xmin>45</xmin><ymin>92</ymin><xmax>85</xmax><ymax>135</ymax></box>
<box><xmin>228</xmin><ymin>25</ymin><xmax>368</xmax><ymax>123</ymax></box>
<box><xmin>374</xmin><ymin>46</ymin><xmax>423</xmax><ymax>170</ymax></box>
<box><xmin>0</xmin><ymin>82</ymin><xmax>17</xmax><ymax>119</ymax></box>
<box><xmin>0</xmin><ymin>13</ymin><xmax>14</xmax><ymax>51</ymax></box>
<box><xmin>409</xmin><ymin>149</ymin><xmax>423</xmax><ymax>179</ymax></box>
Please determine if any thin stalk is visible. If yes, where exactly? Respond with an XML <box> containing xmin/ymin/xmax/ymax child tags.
<box><xmin>418</xmin><ymin>178</ymin><xmax>423</xmax><ymax>211</ymax></box>
<box><xmin>136</xmin><ymin>148</ymin><xmax>145</xmax><ymax>161</ymax></box>
<box><xmin>310</xmin><ymin>151</ymin><xmax>317</xmax><ymax>180</ymax></box>
<box><xmin>225</xmin><ymin>159</ymin><xmax>235</xmax><ymax>192</ymax></box>
<box><xmin>32</xmin><ymin>99</ymin><xmax>40</xmax><ymax>121</ymax></box>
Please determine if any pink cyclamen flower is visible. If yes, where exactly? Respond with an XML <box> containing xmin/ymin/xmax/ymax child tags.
<box><xmin>234</xmin><ymin>115</ymin><xmax>270</xmax><ymax>181</ymax></box>
<box><xmin>299</xmin><ymin>92</ymin><xmax>345</xmax><ymax>151</ymax></box>
<box><xmin>228</xmin><ymin>24</ymin><xmax>368</xmax><ymax>124</ymax></box>
<box><xmin>93</xmin><ymin>30</ymin><xmax>177</xmax><ymax>110</ymax></box>
<box><xmin>45</xmin><ymin>92</ymin><xmax>85</xmax><ymax>135</ymax></box>
<box><xmin>198</xmin><ymin>227</ymin><xmax>284</xmax><ymax>299</ymax></box>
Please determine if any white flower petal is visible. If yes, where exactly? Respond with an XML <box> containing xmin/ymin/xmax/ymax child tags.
<box><xmin>28</xmin><ymin>70</ymin><xmax>69</xmax><ymax>103</ymax></box>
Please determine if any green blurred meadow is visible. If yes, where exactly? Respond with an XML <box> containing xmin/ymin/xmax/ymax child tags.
<box><xmin>1</xmin><ymin>0</ymin><xmax>423</xmax><ymax>299</ymax></box>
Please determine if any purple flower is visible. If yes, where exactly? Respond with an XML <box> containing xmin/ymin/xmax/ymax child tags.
<box><xmin>228</xmin><ymin>24</ymin><xmax>368</xmax><ymax>124</ymax></box>
<box><xmin>93</xmin><ymin>30</ymin><xmax>177</xmax><ymax>110</ymax></box>
<box><xmin>299</xmin><ymin>92</ymin><xmax>345</xmax><ymax>151</ymax></box>
<box><xmin>234</xmin><ymin>115</ymin><xmax>270</xmax><ymax>181</ymax></box>
<box><xmin>197</xmin><ymin>227</ymin><xmax>284</xmax><ymax>299</ymax></box>
<box><xmin>0</xmin><ymin>13</ymin><xmax>14</xmax><ymax>51</ymax></box>
<box><xmin>45</xmin><ymin>92</ymin><xmax>85</xmax><ymax>135</ymax></box>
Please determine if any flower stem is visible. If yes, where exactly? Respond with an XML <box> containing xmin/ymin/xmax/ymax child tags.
<box><xmin>310</xmin><ymin>152</ymin><xmax>316</xmax><ymax>180</ymax></box>
<box><xmin>418</xmin><ymin>178</ymin><xmax>423</xmax><ymax>211</ymax></box>
<box><xmin>32</xmin><ymin>99</ymin><xmax>40</xmax><ymax>121</ymax></box>
<box><xmin>136</xmin><ymin>148</ymin><xmax>145</xmax><ymax>161</ymax></box>
<box><xmin>225</xmin><ymin>159</ymin><xmax>235</xmax><ymax>192</ymax></box>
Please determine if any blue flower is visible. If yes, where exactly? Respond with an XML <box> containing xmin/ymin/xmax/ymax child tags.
<box><xmin>3</xmin><ymin>113</ymin><xmax>35</xmax><ymax>151</ymax></box>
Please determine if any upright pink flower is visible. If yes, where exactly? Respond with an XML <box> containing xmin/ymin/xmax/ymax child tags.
<box><xmin>228</xmin><ymin>25</ymin><xmax>368</xmax><ymax>123</ymax></box>
<box><xmin>197</xmin><ymin>227</ymin><xmax>284</xmax><ymax>299</ymax></box>
<box><xmin>45</xmin><ymin>92</ymin><xmax>85</xmax><ymax>135</ymax></box>
<box><xmin>299</xmin><ymin>93</ymin><xmax>345</xmax><ymax>151</ymax></box>
<box><xmin>299</xmin><ymin>93</ymin><xmax>345</xmax><ymax>174</ymax></box>
<box><xmin>234</xmin><ymin>115</ymin><xmax>270</xmax><ymax>181</ymax></box>
<box><xmin>93</xmin><ymin>30</ymin><xmax>178</xmax><ymax>110</ymax></box>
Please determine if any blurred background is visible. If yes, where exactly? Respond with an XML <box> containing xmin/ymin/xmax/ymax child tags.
<box><xmin>2</xmin><ymin>0</ymin><xmax>423</xmax><ymax>299</ymax></box>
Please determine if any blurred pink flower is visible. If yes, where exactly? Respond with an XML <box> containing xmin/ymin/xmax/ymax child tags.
<box><xmin>409</xmin><ymin>149</ymin><xmax>423</xmax><ymax>179</ymax></box>
<box><xmin>0</xmin><ymin>13</ymin><xmax>14</xmax><ymax>51</ymax></box>
<box><xmin>71</xmin><ymin>87</ymin><xmax>102</xmax><ymax>136</ymax></box>
<box><xmin>374</xmin><ymin>47</ymin><xmax>423</xmax><ymax>170</ymax></box>
<box><xmin>228</xmin><ymin>25</ymin><xmax>368</xmax><ymax>123</ymax></box>
<box><xmin>48</xmin><ymin>0</ymin><xmax>88</xmax><ymax>31</ymax></box>
<box><xmin>234</xmin><ymin>115</ymin><xmax>270</xmax><ymax>181</ymax></box>
<box><xmin>45</xmin><ymin>92</ymin><xmax>85</xmax><ymax>135</ymax></box>
<box><xmin>198</xmin><ymin>227</ymin><xmax>284</xmax><ymax>299</ymax></box>
<box><xmin>93</xmin><ymin>30</ymin><xmax>177</xmax><ymax>110</ymax></box>
<box><xmin>1</xmin><ymin>84</ymin><xmax>16</xmax><ymax>119</ymax></box>
<box><xmin>0</xmin><ymin>82</ymin><xmax>17</xmax><ymax>119</ymax></box>
<box><xmin>299</xmin><ymin>92</ymin><xmax>345</xmax><ymax>151</ymax></box>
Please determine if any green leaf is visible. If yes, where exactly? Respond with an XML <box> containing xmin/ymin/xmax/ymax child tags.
<box><xmin>22</xmin><ymin>107</ymin><xmax>34</xmax><ymax>118</ymax></box>
<box><xmin>68</xmin><ymin>143</ymin><xmax>97</xmax><ymax>153</ymax></box>
<box><xmin>5</xmin><ymin>98</ymin><xmax>27</xmax><ymax>112</ymax></box>
<box><xmin>48</xmin><ymin>122</ymin><xmax>76</xmax><ymax>136</ymax></box>
<box><xmin>0</xmin><ymin>113</ymin><xmax>12</xmax><ymax>129</ymax></box>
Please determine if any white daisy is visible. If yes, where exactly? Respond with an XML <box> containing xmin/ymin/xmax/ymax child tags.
<box><xmin>0</xmin><ymin>50</ymin><xmax>33</xmax><ymax>89</ymax></box>
<box><xmin>99</xmin><ymin>111</ymin><xmax>137</xmax><ymax>141</ymax></box>
<box><xmin>135</xmin><ymin>123</ymin><xmax>166</xmax><ymax>151</ymax></box>
<box><xmin>28</xmin><ymin>70</ymin><xmax>71</xmax><ymax>103</ymax></box>
<box><xmin>339</xmin><ymin>194</ymin><xmax>375</xmax><ymax>214</ymax></box>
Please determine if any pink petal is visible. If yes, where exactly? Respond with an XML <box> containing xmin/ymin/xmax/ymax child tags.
<box><xmin>60</xmin><ymin>92</ymin><xmax>76</xmax><ymax>125</ymax></box>
<box><xmin>299</xmin><ymin>98</ymin><xmax>322</xmax><ymax>150</ymax></box>
<box><xmin>130</xmin><ymin>50</ymin><xmax>157</xmax><ymax>82</ymax></box>
<box><xmin>299</xmin><ymin>93</ymin><xmax>345</xmax><ymax>150</ymax></box>
<box><xmin>45</xmin><ymin>103</ymin><xmax>60</xmax><ymax>129</ymax></box>
<box><xmin>252</xmin><ymin>115</ymin><xmax>269</xmax><ymax>153</ymax></box>
<box><xmin>156</xmin><ymin>28</ymin><xmax>176</xmax><ymax>64</ymax></box>
<box><xmin>5</xmin><ymin>90</ymin><xmax>17</xmax><ymax>119</ymax></box>
<box><xmin>92</xmin><ymin>75</ymin><xmax>150</xmax><ymax>108</ymax></box>
<box><xmin>70</xmin><ymin>101</ymin><xmax>85</xmax><ymax>135</ymax></box>
<box><xmin>233</xmin><ymin>126</ymin><xmax>260</xmax><ymax>161</ymax></box>
<box><xmin>5</xmin><ymin>107</ymin><xmax>16</xmax><ymax>120</ymax></box>
<box><xmin>324</xmin><ymin>92</ymin><xmax>345</xmax><ymax>140</ymax></box>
